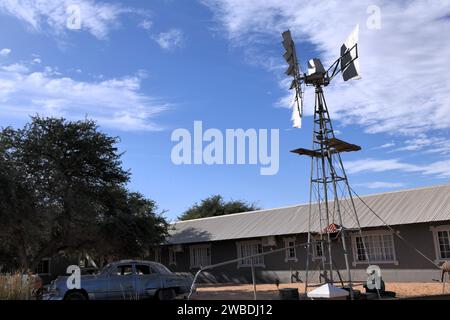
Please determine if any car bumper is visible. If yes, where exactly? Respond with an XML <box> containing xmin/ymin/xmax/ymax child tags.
<box><xmin>43</xmin><ymin>293</ymin><xmax>64</xmax><ymax>301</ymax></box>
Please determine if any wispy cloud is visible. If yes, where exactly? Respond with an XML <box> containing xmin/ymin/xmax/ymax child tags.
<box><xmin>153</xmin><ymin>29</ymin><xmax>184</xmax><ymax>50</ymax></box>
<box><xmin>2</xmin><ymin>63</ymin><xmax>29</xmax><ymax>73</ymax></box>
<box><xmin>392</xmin><ymin>136</ymin><xmax>450</xmax><ymax>155</ymax></box>
<box><xmin>0</xmin><ymin>0</ymin><xmax>144</xmax><ymax>39</ymax></box>
<box><xmin>346</xmin><ymin>158</ymin><xmax>450</xmax><ymax>178</ymax></box>
<box><xmin>201</xmin><ymin>0</ymin><xmax>450</xmax><ymax>137</ymax></box>
<box><xmin>139</xmin><ymin>19</ymin><xmax>153</xmax><ymax>30</ymax></box>
<box><xmin>355</xmin><ymin>181</ymin><xmax>406</xmax><ymax>189</ymax></box>
<box><xmin>346</xmin><ymin>158</ymin><xmax>420</xmax><ymax>174</ymax></box>
<box><xmin>374</xmin><ymin>142</ymin><xmax>395</xmax><ymax>149</ymax></box>
<box><xmin>0</xmin><ymin>60</ymin><xmax>169</xmax><ymax>131</ymax></box>
<box><xmin>0</xmin><ymin>48</ymin><xmax>11</xmax><ymax>57</ymax></box>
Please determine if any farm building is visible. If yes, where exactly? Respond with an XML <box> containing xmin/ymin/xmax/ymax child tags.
<box><xmin>159</xmin><ymin>184</ymin><xmax>450</xmax><ymax>283</ymax></box>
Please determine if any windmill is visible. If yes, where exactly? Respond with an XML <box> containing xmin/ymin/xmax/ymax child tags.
<box><xmin>281</xmin><ymin>25</ymin><xmax>369</xmax><ymax>298</ymax></box>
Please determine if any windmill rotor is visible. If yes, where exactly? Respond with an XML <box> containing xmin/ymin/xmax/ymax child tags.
<box><xmin>281</xmin><ymin>25</ymin><xmax>361</xmax><ymax>128</ymax></box>
<box><xmin>282</xmin><ymin>30</ymin><xmax>304</xmax><ymax>128</ymax></box>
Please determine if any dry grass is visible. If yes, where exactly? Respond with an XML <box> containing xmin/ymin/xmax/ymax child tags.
<box><xmin>192</xmin><ymin>282</ymin><xmax>450</xmax><ymax>300</ymax></box>
<box><xmin>0</xmin><ymin>274</ymin><xmax>34</xmax><ymax>300</ymax></box>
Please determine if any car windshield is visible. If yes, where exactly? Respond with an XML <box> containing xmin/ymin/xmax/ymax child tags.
<box><xmin>151</xmin><ymin>263</ymin><xmax>173</xmax><ymax>275</ymax></box>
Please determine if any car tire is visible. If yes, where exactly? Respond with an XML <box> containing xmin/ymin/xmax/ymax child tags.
<box><xmin>65</xmin><ymin>291</ymin><xmax>87</xmax><ymax>300</ymax></box>
<box><xmin>156</xmin><ymin>288</ymin><xmax>176</xmax><ymax>300</ymax></box>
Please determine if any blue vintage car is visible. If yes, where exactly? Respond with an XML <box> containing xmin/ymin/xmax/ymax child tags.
<box><xmin>45</xmin><ymin>260</ymin><xmax>193</xmax><ymax>300</ymax></box>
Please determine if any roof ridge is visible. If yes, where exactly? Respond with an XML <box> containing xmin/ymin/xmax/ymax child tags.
<box><xmin>173</xmin><ymin>203</ymin><xmax>304</xmax><ymax>224</ymax></box>
<box><xmin>172</xmin><ymin>183</ymin><xmax>450</xmax><ymax>224</ymax></box>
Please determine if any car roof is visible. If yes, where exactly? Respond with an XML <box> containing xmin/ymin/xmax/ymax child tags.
<box><xmin>109</xmin><ymin>260</ymin><xmax>160</xmax><ymax>266</ymax></box>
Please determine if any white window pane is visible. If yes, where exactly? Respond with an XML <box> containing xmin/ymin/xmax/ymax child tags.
<box><xmin>355</xmin><ymin>234</ymin><xmax>395</xmax><ymax>262</ymax></box>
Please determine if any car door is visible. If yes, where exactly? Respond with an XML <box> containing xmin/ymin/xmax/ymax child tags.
<box><xmin>107</xmin><ymin>264</ymin><xmax>136</xmax><ymax>300</ymax></box>
<box><xmin>134</xmin><ymin>264</ymin><xmax>162</xmax><ymax>299</ymax></box>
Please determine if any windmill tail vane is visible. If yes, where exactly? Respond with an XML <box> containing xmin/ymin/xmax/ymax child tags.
<box><xmin>291</xmin><ymin>85</ymin><xmax>303</xmax><ymax>129</ymax></box>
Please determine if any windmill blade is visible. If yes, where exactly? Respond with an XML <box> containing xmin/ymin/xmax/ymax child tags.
<box><xmin>282</xmin><ymin>30</ymin><xmax>302</xmax><ymax>77</ymax></box>
<box><xmin>340</xmin><ymin>24</ymin><xmax>361</xmax><ymax>81</ymax></box>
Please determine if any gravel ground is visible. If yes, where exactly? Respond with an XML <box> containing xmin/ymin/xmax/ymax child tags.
<box><xmin>191</xmin><ymin>282</ymin><xmax>450</xmax><ymax>300</ymax></box>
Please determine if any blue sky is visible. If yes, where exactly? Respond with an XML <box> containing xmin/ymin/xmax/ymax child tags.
<box><xmin>0</xmin><ymin>0</ymin><xmax>449</xmax><ymax>221</ymax></box>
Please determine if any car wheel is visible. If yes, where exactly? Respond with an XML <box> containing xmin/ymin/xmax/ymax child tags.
<box><xmin>156</xmin><ymin>288</ymin><xmax>176</xmax><ymax>300</ymax></box>
<box><xmin>65</xmin><ymin>291</ymin><xmax>87</xmax><ymax>300</ymax></box>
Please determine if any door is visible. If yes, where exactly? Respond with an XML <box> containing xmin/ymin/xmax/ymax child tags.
<box><xmin>134</xmin><ymin>264</ymin><xmax>162</xmax><ymax>299</ymax></box>
<box><xmin>108</xmin><ymin>264</ymin><xmax>136</xmax><ymax>299</ymax></box>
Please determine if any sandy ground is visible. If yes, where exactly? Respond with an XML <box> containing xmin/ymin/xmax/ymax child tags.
<box><xmin>190</xmin><ymin>282</ymin><xmax>450</xmax><ymax>300</ymax></box>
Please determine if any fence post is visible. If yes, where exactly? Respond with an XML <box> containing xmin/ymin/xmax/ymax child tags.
<box><xmin>251</xmin><ymin>260</ymin><xmax>257</xmax><ymax>300</ymax></box>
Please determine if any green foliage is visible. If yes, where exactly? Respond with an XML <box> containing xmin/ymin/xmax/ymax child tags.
<box><xmin>98</xmin><ymin>188</ymin><xmax>168</xmax><ymax>257</ymax></box>
<box><xmin>179</xmin><ymin>195</ymin><xmax>260</xmax><ymax>221</ymax></box>
<box><xmin>0</xmin><ymin>116</ymin><xmax>168</xmax><ymax>269</ymax></box>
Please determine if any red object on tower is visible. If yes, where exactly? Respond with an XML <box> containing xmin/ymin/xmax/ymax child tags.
<box><xmin>323</xmin><ymin>223</ymin><xmax>341</xmax><ymax>234</ymax></box>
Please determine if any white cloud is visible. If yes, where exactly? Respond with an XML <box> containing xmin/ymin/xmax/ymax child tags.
<box><xmin>0</xmin><ymin>0</ymin><xmax>142</xmax><ymax>39</ymax></box>
<box><xmin>0</xmin><ymin>48</ymin><xmax>11</xmax><ymax>57</ymax></box>
<box><xmin>2</xmin><ymin>63</ymin><xmax>29</xmax><ymax>73</ymax></box>
<box><xmin>139</xmin><ymin>19</ymin><xmax>153</xmax><ymax>30</ymax></box>
<box><xmin>153</xmin><ymin>29</ymin><xmax>184</xmax><ymax>50</ymax></box>
<box><xmin>346</xmin><ymin>158</ymin><xmax>420</xmax><ymax>174</ymax></box>
<box><xmin>0</xmin><ymin>63</ymin><xmax>169</xmax><ymax>131</ymax></box>
<box><xmin>375</xmin><ymin>142</ymin><xmax>395</xmax><ymax>149</ymax></box>
<box><xmin>355</xmin><ymin>181</ymin><xmax>406</xmax><ymax>189</ymax></box>
<box><xmin>33</xmin><ymin>58</ymin><xmax>41</xmax><ymax>64</ymax></box>
<box><xmin>201</xmin><ymin>0</ymin><xmax>450</xmax><ymax>137</ymax></box>
<box><xmin>346</xmin><ymin>158</ymin><xmax>450</xmax><ymax>178</ymax></box>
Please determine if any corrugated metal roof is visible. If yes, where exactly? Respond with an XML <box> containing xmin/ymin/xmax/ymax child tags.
<box><xmin>167</xmin><ymin>184</ymin><xmax>450</xmax><ymax>244</ymax></box>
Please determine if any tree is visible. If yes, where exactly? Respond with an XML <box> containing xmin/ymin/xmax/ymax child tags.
<box><xmin>0</xmin><ymin>116</ymin><xmax>168</xmax><ymax>270</ymax></box>
<box><xmin>0</xmin><ymin>158</ymin><xmax>46</xmax><ymax>270</ymax></box>
<box><xmin>179</xmin><ymin>195</ymin><xmax>260</xmax><ymax>221</ymax></box>
<box><xmin>97</xmin><ymin>188</ymin><xmax>168</xmax><ymax>258</ymax></box>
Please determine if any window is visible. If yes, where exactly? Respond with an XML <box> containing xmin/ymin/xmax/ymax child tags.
<box><xmin>431</xmin><ymin>226</ymin><xmax>450</xmax><ymax>262</ymax></box>
<box><xmin>169</xmin><ymin>247</ymin><xmax>177</xmax><ymax>266</ymax></box>
<box><xmin>135</xmin><ymin>264</ymin><xmax>153</xmax><ymax>275</ymax></box>
<box><xmin>312</xmin><ymin>241</ymin><xmax>325</xmax><ymax>260</ymax></box>
<box><xmin>437</xmin><ymin>231</ymin><xmax>450</xmax><ymax>259</ymax></box>
<box><xmin>153</xmin><ymin>248</ymin><xmax>161</xmax><ymax>263</ymax></box>
<box><xmin>113</xmin><ymin>264</ymin><xmax>133</xmax><ymax>276</ymax></box>
<box><xmin>237</xmin><ymin>240</ymin><xmax>264</xmax><ymax>267</ymax></box>
<box><xmin>352</xmin><ymin>232</ymin><xmax>397</xmax><ymax>264</ymax></box>
<box><xmin>189</xmin><ymin>245</ymin><xmax>211</xmax><ymax>269</ymax></box>
<box><xmin>284</xmin><ymin>237</ymin><xmax>297</xmax><ymax>262</ymax></box>
<box><xmin>35</xmin><ymin>258</ymin><xmax>51</xmax><ymax>275</ymax></box>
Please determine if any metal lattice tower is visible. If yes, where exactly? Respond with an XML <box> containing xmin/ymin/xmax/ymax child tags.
<box><xmin>291</xmin><ymin>84</ymin><xmax>366</xmax><ymax>296</ymax></box>
<box><xmin>281</xmin><ymin>26</ymin><xmax>368</xmax><ymax>298</ymax></box>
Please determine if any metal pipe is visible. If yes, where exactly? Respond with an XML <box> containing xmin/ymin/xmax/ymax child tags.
<box><xmin>251</xmin><ymin>260</ymin><xmax>257</xmax><ymax>300</ymax></box>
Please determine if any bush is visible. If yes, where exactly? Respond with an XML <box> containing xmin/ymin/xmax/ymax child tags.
<box><xmin>0</xmin><ymin>273</ymin><xmax>35</xmax><ymax>300</ymax></box>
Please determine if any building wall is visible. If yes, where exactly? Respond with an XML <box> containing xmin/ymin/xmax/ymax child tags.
<box><xmin>162</xmin><ymin>221</ymin><xmax>449</xmax><ymax>283</ymax></box>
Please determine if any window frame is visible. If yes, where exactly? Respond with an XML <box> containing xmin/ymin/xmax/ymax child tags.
<box><xmin>189</xmin><ymin>244</ymin><xmax>211</xmax><ymax>269</ymax></box>
<box><xmin>312</xmin><ymin>240</ymin><xmax>325</xmax><ymax>261</ymax></box>
<box><xmin>351</xmin><ymin>230</ymin><xmax>398</xmax><ymax>266</ymax></box>
<box><xmin>135</xmin><ymin>264</ymin><xmax>154</xmax><ymax>275</ymax></box>
<box><xmin>110</xmin><ymin>264</ymin><xmax>134</xmax><ymax>276</ymax></box>
<box><xmin>236</xmin><ymin>240</ymin><xmax>265</xmax><ymax>268</ymax></box>
<box><xmin>430</xmin><ymin>225</ymin><xmax>450</xmax><ymax>263</ymax></box>
<box><xmin>35</xmin><ymin>258</ymin><xmax>51</xmax><ymax>275</ymax></box>
<box><xmin>283</xmin><ymin>237</ymin><xmax>298</xmax><ymax>262</ymax></box>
